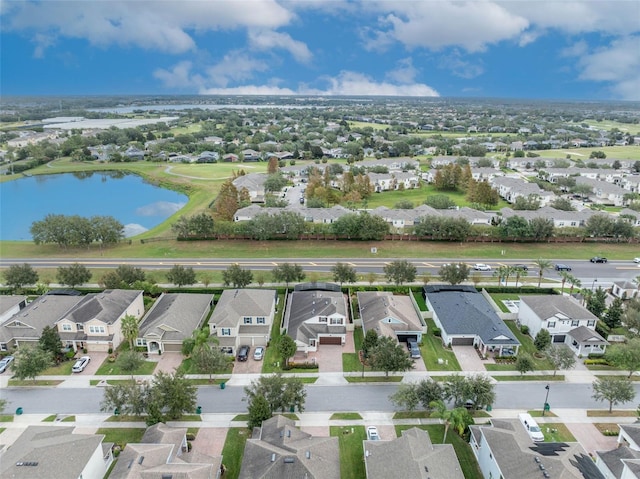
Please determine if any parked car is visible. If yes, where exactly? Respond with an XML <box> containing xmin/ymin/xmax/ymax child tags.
<box><xmin>236</xmin><ymin>345</ymin><xmax>250</xmax><ymax>362</ymax></box>
<box><xmin>0</xmin><ymin>355</ymin><xmax>14</xmax><ymax>373</ymax></box>
<box><xmin>253</xmin><ymin>346</ymin><xmax>265</xmax><ymax>361</ymax></box>
<box><xmin>634</xmin><ymin>257</ymin><xmax>640</xmax><ymax>263</ymax></box>
<box><xmin>554</xmin><ymin>263</ymin><xmax>572</xmax><ymax>271</ymax></box>
<box><xmin>366</xmin><ymin>426</ymin><xmax>380</xmax><ymax>441</ymax></box>
<box><xmin>473</xmin><ymin>263</ymin><xmax>491</xmax><ymax>271</ymax></box>
<box><xmin>72</xmin><ymin>356</ymin><xmax>90</xmax><ymax>373</ymax></box>
<box><xmin>513</xmin><ymin>264</ymin><xmax>529</xmax><ymax>271</ymax></box>
<box><xmin>590</xmin><ymin>256</ymin><xmax>607</xmax><ymax>263</ymax></box>
<box><xmin>518</xmin><ymin>413</ymin><xmax>544</xmax><ymax>442</ymax></box>
<box><xmin>406</xmin><ymin>339</ymin><xmax>421</xmax><ymax>359</ymax></box>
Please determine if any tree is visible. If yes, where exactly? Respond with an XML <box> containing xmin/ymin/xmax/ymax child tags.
<box><xmin>39</xmin><ymin>326</ymin><xmax>62</xmax><ymax>362</ymax></box>
<box><xmin>606</xmin><ymin>338</ymin><xmax>640</xmax><ymax>378</ymax></box>
<box><xmin>389</xmin><ymin>383</ymin><xmax>421</xmax><ymax>412</ymax></box>
<box><xmin>101</xmin><ymin>381</ymin><xmax>149</xmax><ymax>417</ymax></box>
<box><xmin>466</xmin><ymin>374</ymin><xmax>496</xmax><ymax>410</ymax></box>
<box><xmin>368</xmin><ymin>336</ymin><xmax>414</xmax><ymax>377</ymax></box>
<box><xmin>11</xmin><ymin>346</ymin><xmax>53</xmax><ymax>382</ymax></box>
<box><xmin>272</xmin><ymin>263</ymin><xmax>305</xmax><ymax>288</ymax></box>
<box><xmin>438</xmin><ymin>263</ymin><xmax>470</xmax><ymax>285</ymax></box>
<box><xmin>120</xmin><ymin>314</ymin><xmax>140</xmax><ymax>350</ymax></box>
<box><xmin>267</xmin><ymin>156</ymin><xmax>279</xmax><ymax>175</ymax></box>
<box><xmin>114</xmin><ymin>265</ymin><xmax>146</xmax><ymax>287</ymax></box>
<box><xmin>3</xmin><ymin>263</ymin><xmax>39</xmax><ymax>292</ymax></box>
<box><xmin>416</xmin><ymin>378</ymin><xmax>444</xmax><ymax>409</ymax></box>
<box><xmin>56</xmin><ymin>263</ymin><xmax>92</xmax><ymax>287</ymax></box>
<box><xmin>384</xmin><ymin>260</ymin><xmax>417</xmax><ymax>286</ymax></box>
<box><xmin>213</xmin><ymin>179</ymin><xmax>239</xmax><ymax>221</ymax></box>
<box><xmin>545</xmin><ymin>344</ymin><xmax>577</xmax><ymax>376</ymax></box>
<box><xmin>191</xmin><ymin>343</ymin><xmax>228</xmax><ymax>381</ymax></box>
<box><xmin>247</xmin><ymin>393</ymin><xmax>272</xmax><ymax>429</ymax></box>
<box><xmin>148</xmin><ymin>370</ymin><xmax>198</xmax><ymax>421</ymax></box>
<box><xmin>592</xmin><ymin>377</ymin><xmax>636</xmax><ymax>413</ymax></box>
<box><xmin>222</xmin><ymin>263</ymin><xmax>253</xmax><ymax>288</ymax></box>
<box><xmin>277</xmin><ymin>334</ymin><xmax>297</xmax><ymax>369</ymax></box>
<box><xmin>244</xmin><ymin>374</ymin><xmax>307</xmax><ymax>414</ymax></box>
<box><xmin>166</xmin><ymin>264</ymin><xmax>197</xmax><ymax>287</ymax></box>
<box><xmin>515</xmin><ymin>353</ymin><xmax>535</xmax><ymax>375</ymax></box>
<box><xmin>587</xmin><ymin>287</ymin><xmax>607</xmax><ymax>318</ymax></box>
<box><xmin>331</xmin><ymin>262</ymin><xmax>357</xmax><ymax>286</ymax></box>
<box><xmin>118</xmin><ymin>350</ymin><xmax>144</xmax><ymax>380</ymax></box>
<box><xmin>494</xmin><ymin>265</ymin><xmax>515</xmax><ymax>287</ymax></box>
<box><xmin>566</xmin><ymin>274</ymin><xmax>581</xmax><ymax>295</ymax></box>
<box><xmin>603</xmin><ymin>298</ymin><xmax>624</xmax><ymax>329</ymax></box>
<box><xmin>534</xmin><ymin>329</ymin><xmax>551</xmax><ymax>351</ymax></box>
<box><xmin>362</xmin><ymin>329</ymin><xmax>379</xmax><ymax>360</ymax></box>
<box><xmin>443</xmin><ymin>374</ymin><xmax>469</xmax><ymax>408</ymax></box>
<box><xmin>559</xmin><ymin>271</ymin><xmax>570</xmax><ymax>294</ymax></box>
<box><xmin>533</xmin><ymin>259</ymin><xmax>553</xmax><ymax>288</ymax></box>
<box><xmin>429</xmin><ymin>400</ymin><xmax>473</xmax><ymax>443</ymax></box>
<box><xmin>622</xmin><ymin>303</ymin><xmax>640</xmax><ymax>337</ymax></box>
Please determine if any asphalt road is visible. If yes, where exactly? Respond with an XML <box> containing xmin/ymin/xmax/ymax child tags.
<box><xmin>2</xmin><ymin>382</ymin><xmax>639</xmax><ymax>414</ymax></box>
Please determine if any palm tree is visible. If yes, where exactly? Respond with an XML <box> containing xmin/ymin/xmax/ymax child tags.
<box><xmin>429</xmin><ymin>400</ymin><xmax>472</xmax><ymax>443</ymax></box>
<box><xmin>120</xmin><ymin>314</ymin><xmax>140</xmax><ymax>350</ymax></box>
<box><xmin>533</xmin><ymin>259</ymin><xmax>553</xmax><ymax>288</ymax></box>
<box><xmin>494</xmin><ymin>265</ymin><xmax>515</xmax><ymax>286</ymax></box>
<box><xmin>514</xmin><ymin>268</ymin><xmax>528</xmax><ymax>287</ymax></box>
<box><xmin>559</xmin><ymin>271</ymin><xmax>570</xmax><ymax>295</ymax></box>
<box><xmin>567</xmin><ymin>274</ymin><xmax>582</xmax><ymax>296</ymax></box>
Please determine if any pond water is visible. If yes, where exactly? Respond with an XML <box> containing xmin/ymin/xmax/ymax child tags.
<box><xmin>0</xmin><ymin>172</ymin><xmax>187</xmax><ymax>240</ymax></box>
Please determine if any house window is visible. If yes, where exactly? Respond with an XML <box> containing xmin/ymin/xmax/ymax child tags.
<box><xmin>243</xmin><ymin>317</ymin><xmax>252</xmax><ymax>324</ymax></box>
<box><xmin>547</xmin><ymin>321</ymin><xmax>556</xmax><ymax>328</ymax></box>
<box><xmin>221</xmin><ymin>328</ymin><xmax>231</xmax><ymax>336</ymax></box>
<box><xmin>221</xmin><ymin>347</ymin><xmax>233</xmax><ymax>354</ymax></box>
<box><xmin>88</xmin><ymin>325</ymin><xmax>105</xmax><ymax>334</ymax></box>
<box><xmin>587</xmin><ymin>320</ymin><xmax>595</xmax><ymax>327</ymax></box>
<box><xmin>61</xmin><ymin>324</ymin><xmax>72</xmax><ymax>331</ymax></box>
<box><xmin>310</xmin><ymin>339</ymin><xmax>316</xmax><ymax>347</ymax></box>
<box><xmin>330</xmin><ymin>317</ymin><xmax>342</xmax><ymax>325</ymax></box>
<box><xmin>136</xmin><ymin>338</ymin><xmax>147</xmax><ymax>347</ymax></box>
<box><xmin>319</xmin><ymin>317</ymin><xmax>327</xmax><ymax>323</ymax></box>
<box><xmin>572</xmin><ymin>340</ymin><xmax>578</xmax><ymax>347</ymax></box>
<box><xmin>571</xmin><ymin>320</ymin><xmax>579</xmax><ymax>327</ymax></box>
<box><xmin>0</xmin><ymin>343</ymin><xmax>7</xmax><ymax>351</ymax></box>
<box><xmin>257</xmin><ymin>317</ymin><xmax>266</xmax><ymax>324</ymax></box>
<box><xmin>77</xmin><ymin>324</ymin><xmax>84</xmax><ymax>331</ymax></box>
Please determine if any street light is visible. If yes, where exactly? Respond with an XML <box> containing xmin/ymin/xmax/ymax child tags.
<box><xmin>592</xmin><ymin>278</ymin><xmax>598</xmax><ymax>291</ymax></box>
<box><xmin>542</xmin><ymin>384</ymin><xmax>550</xmax><ymax>416</ymax></box>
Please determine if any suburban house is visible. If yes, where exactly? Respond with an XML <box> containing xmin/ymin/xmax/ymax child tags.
<box><xmin>500</xmin><ymin>206</ymin><xmax>596</xmax><ymax>228</ymax></box>
<box><xmin>239</xmin><ymin>415</ymin><xmax>340</xmax><ymax>479</ymax></box>
<box><xmin>491</xmin><ymin>176</ymin><xmax>556</xmax><ymax>206</ymax></box>
<box><xmin>0</xmin><ymin>426</ymin><xmax>114</xmax><ymax>479</ymax></box>
<box><xmin>109</xmin><ymin>423</ymin><xmax>222</xmax><ymax>479</ymax></box>
<box><xmin>137</xmin><ymin>292</ymin><xmax>214</xmax><ymax>354</ymax></box>
<box><xmin>423</xmin><ymin>285</ymin><xmax>520</xmax><ymax>356</ymax></box>
<box><xmin>595</xmin><ymin>445</ymin><xmax>640</xmax><ymax>479</ymax></box>
<box><xmin>232</xmin><ymin>173</ymin><xmax>267</xmax><ymax>203</ymax></box>
<box><xmin>470</xmin><ymin>419</ymin><xmax>601</xmax><ymax>479</ymax></box>
<box><xmin>56</xmin><ymin>289</ymin><xmax>144</xmax><ymax>353</ymax></box>
<box><xmin>611</xmin><ymin>280</ymin><xmax>639</xmax><ymax>300</ymax></box>
<box><xmin>209</xmin><ymin>289</ymin><xmax>277</xmax><ymax>355</ymax></box>
<box><xmin>517</xmin><ymin>295</ymin><xmax>608</xmax><ymax>356</ymax></box>
<box><xmin>363</xmin><ymin>427</ymin><xmax>464</xmax><ymax>479</ymax></box>
<box><xmin>0</xmin><ymin>295</ymin><xmax>27</xmax><ymax>324</ymax></box>
<box><xmin>0</xmin><ymin>293</ymin><xmax>84</xmax><ymax>351</ymax></box>
<box><xmin>619</xmin><ymin>424</ymin><xmax>640</xmax><ymax>451</ymax></box>
<box><xmin>283</xmin><ymin>284</ymin><xmax>347</xmax><ymax>353</ymax></box>
<box><xmin>357</xmin><ymin>291</ymin><xmax>425</xmax><ymax>344</ymax></box>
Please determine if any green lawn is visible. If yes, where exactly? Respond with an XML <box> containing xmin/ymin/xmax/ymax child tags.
<box><xmin>491</xmin><ymin>374</ymin><xmax>564</xmax><ymax>381</ymax></box>
<box><xmin>41</xmin><ymin>360</ymin><xmax>75</xmax><ymax>376</ymax></box>
<box><xmin>261</xmin><ymin>294</ymin><xmax>287</xmax><ymax>374</ymax></box>
<box><xmin>8</xmin><ymin>379</ymin><xmax>63</xmax><ymax>387</ymax></box>
<box><xmin>345</xmin><ymin>375</ymin><xmax>403</xmax><ymax>383</ymax></box>
<box><xmin>177</xmin><ymin>357</ymin><xmax>233</xmax><ymax>375</ymax></box>
<box><xmin>421</xmin><ymin>319</ymin><xmax>461</xmax><ymax>371</ymax></box>
<box><xmin>488</xmin><ymin>293</ymin><xmax>522</xmax><ymax>313</ymax></box>
<box><xmin>395</xmin><ymin>425</ymin><xmax>482</xmax><ymax>479</ymax></box>
<box><xmin>587</xmin><ymin>409</ymin><xmax>638</xmax><ymax>417</ymax></box>
<box><xmin>96</xmin><ymin>428</ymin><xmax>146</xmax><ymax>449</ymax></box>
<box><xmin>484</xmin><ymin>322</ymin><xmax>553</xmax><ymax>371</ymax></box>
<box><xmin>533</xmin><ymin>145</ymin><xmax>640</xmax><ymax>160</ymax></box>
<box><xmin>330</xmin><ymin>412</ymin><xmax>363</xmax><ymax>420</ymax></box>
<box><xmin>94</xmin><ymin>358</ymin><xmax>158</xmax><ymax>376</ymax></box>
<box><xmin>220</xmin><ymin>428</ymin><xmax>251</xmax><ymax>479</ymax></box>
<box><xmin>343</xmin><ymin>327</ymin><xmax>372</xmax><ymax>373</ymax></box>
<box><xmin>540</xmin><ymin>423</ymin><xmax>576</xmax><ymax>442</ymax></box>
<box><xmin>331</xmin><ymin>425</ymin><xmax>367</xmax><ymax>479</ymax></box>
<box><xmin>528</xmin><ymin>410</ymin><xmax>557</xmax><ymax>417</ymax></box>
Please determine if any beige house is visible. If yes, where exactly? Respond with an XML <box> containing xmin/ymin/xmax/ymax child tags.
<box><xmin>357</xmin><ymin>291</ymin><xmax>425</xmax><ymax>344</ymax></box>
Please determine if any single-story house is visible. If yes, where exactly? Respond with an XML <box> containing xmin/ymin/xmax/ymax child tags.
<box><xmin>470</xmin><ymin>419</ymin><xmax>602</xmax><ymax>479</ymax></box>
<box><xmin>595</xmin><ymin>445</ymin><xmax>640</xmax><ymax>479</ymax></box>
<box><xmin>357</xmin><ymin>291</ymin><xmax>425</xmax><ymax>344</ymax></box>
<box><xmin>56</xmin><ymin>289</ymin><xmax>144</xmax><ymax>353</ymax></box>
<box><xmin>423</xmin><ymin>285</ymin><xmax>520</xmax><ymax>356</ymax></box>
<box><xmin>209</xmin><ymin>289</ymin><xmax>277</xmax><ymax>355</ymax></box>
<box><xmin>239</xmin><ymin>415</ymin><xmax>339</xmax><ymax>479</ymax></box>
<box><xmin>611</xmin><ymin>281</ymin><xmax>639</xmax><ymax>300</ymax></box>
<box><xmin>109</xmin><ymin>423</ymin><xmax>222</xmax><ymax>479</ymax></box>
<box><xmin>0</xmin><ymin>426</ymin><xmax>113</xmax><ymax>479</ymax></box>
<box><xmin>363</xmin><ymin>427</ymin><xmax>464</xmax><ymax>479</ymax></box>
<box><xmin>518</xmin><ymin>295</ymin><xmax>607</xmax><ymax>355</ymax></box>
<box><xmin>137</xmin><ymin>292</ymin><xmax>214</xmax><ymax>354</ymax></box>
<box><xmin>619</xmin><ymin>424</ymin><xmax>640</xmax><ymax>451</ymax></box>
<box><xmin>0</xmin><ymin>295</ymin><xmax>27</xmax><ymax>324</ymax></box>
<box><xmin>283</xmin><ymin>286</ymin><xmax>347</xmax><ymax>353</ymax></box>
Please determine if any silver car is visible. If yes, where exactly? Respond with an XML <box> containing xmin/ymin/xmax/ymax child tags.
<box><xmin>72</xmin><ymin>356</ymin><xmax>91</xmax><ymax>373</ymax></box>
<box><xmin>0</xmin><ymin>356</ymin><xmax>14</xmax><ymax>373</ymax></box>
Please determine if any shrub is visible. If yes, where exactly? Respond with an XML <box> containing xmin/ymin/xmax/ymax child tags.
<box><xmin>520</xmin><ymin>325</ymin><xmax>530</xmax><ymax>335</ymax></box>
<box><xmin>584</xmin><ymin>358</ymin><xmax>610</xmax><ymax>365</ymax></box>
<box><xmin>287</xmin><ymin>361</ymin><xmax>318</xmax><ymax>369</ymax></box>
<box><xmin>65</xmin><ymin>350</ymin><xmax>76</xmax><ymax>360</ymax></box>
<box><xmin>432</xmin><ymin>328</ymin><xmax>441</xmax><ymax>337</ymax></box>
<box><xmin>186</xmin><ymin>432</ymin><xmax>196</xmax><ymax>441</ymax></box>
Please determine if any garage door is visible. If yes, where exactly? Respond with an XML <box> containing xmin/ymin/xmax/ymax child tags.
<box><xmin>397</xmin><ymin>334</ymin><xmax>418</xmax><ymax>344</ymax></box>
<box><xmin>319</xmin><ymin>336</ymin><xmax>342</xmax><ymax>345</ymax></box>
<box><xmin>451</xmin><ymin>337</ymin><xmax>474</xmax><ymax>346</ymax></box>
<box><xmin>552</xmin><ymin>335</ymin><xmax>566</xmax><ymax>343</ymax></box>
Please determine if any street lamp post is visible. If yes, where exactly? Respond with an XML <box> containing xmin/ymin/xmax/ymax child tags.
<box><xmin>592</xmin><ymin>278</ymin><xmax>598</xmax><ymax>291</ymax></box>
<box><xmin>542</xmin><ymin>384</ymin><xmax>550</xmax><ymax>416</ymax></box>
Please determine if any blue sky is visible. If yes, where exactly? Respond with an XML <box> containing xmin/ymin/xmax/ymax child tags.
<box><xmin>1</xmin><ymin>0</ymin><xmax>639</xmax><ymax>100</ymax></box>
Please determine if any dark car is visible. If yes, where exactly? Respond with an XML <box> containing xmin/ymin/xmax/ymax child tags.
<box><xmin>555</xmin><ymin>264</ymin><xmax>572</xmax><ymax>271</ymax></box>
<box><xmin>513</xmin><ymin>264</ymin><xmax>529</xmax><ymax>271</ymax></box>
<box><xmin>590</xmin><ymin>256</ymin><xmax>608</xmax><ymax>263</ymax></box>
<box><xmin>406</xmin><ymin>339</ymin><xmax>421</xmax><ymax>359</ymax></box>
<box><xmin>236</xmin><ymin>345</ymin><xmax>250</xmax><ymax>362</ymax></box>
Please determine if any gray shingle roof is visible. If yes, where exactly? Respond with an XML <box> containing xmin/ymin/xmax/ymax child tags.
<box><xmin>209</xmin><ymin>289</ymin><xmax>277</xmax><ymax>329</ymax></box>
<box><xmin>65</xmin><ymin>289</ymin><xmax>143</xmax><ymax>325</ymax></box>
<box><xmin>519</xmin><ymin>295</ymin><xmax>598</xmax><ymax>322</ymax></box>
<box><xmin>284</xmin><ymin>290</ymin><xmax>347</xmax><ymax>346</ymax></box>
<box><xmin>567</xmin><ymin>326</ymin><xmax>608</xmax><ymax>344</ymax></box>
<box><xmin>357</xmin><ymin>291</ymin><xmax>423</xmax><ymax>339</ymax></box>
<box><xmin>139</xmin><ymin>293</ymin><xmax>213</xmax><ymax>343</ymax></box>
<box><xmin>621</xmin><ymin>425</ymin><xmax>640</xmax><ymax>448</ymax></box>
<box><xmin>364</xmin><ymin>427</ymin><xmax>464</xmax><ymax>479</ymax></box>
<box><xmin>424</xmin><ymin>286</ymin><xmax>519</xmax><ymax>346</ymax></box>
<box><xmin>0</xmin><ymin>295</ymin><xmax>27</xmax><ymax>316</ymax></box>
<box><xmin>596</xmin><ymin>446</ymin><xmax>640</xmax><ymax>478</ymax></box>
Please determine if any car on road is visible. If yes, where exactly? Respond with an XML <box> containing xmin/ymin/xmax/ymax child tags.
<box><xmin>590</xmin><ymin>256</ymin><xmax>607</xmax><ymax>263</ymax></box>
<box><xmin>406</xmin><ymin>339</ymin><xmax>421</xmax><ymax>359</ymax></box>
<box><xmin>366</xmin><ymin>426</ymin><xmax>380</xmax><ymax>441</ymax></box>
<box><xmin>634</xmin><ymin>257</ymin><xmax>640</xmax><ymax>263</ymax></box>
<box><xmin>473</xmin><ymin>263</ymin><xmax>491</xmax><ymax>271</ymax></box>
<box><xmin>236</xmin><ymin>345</ymin><xmax>250</xmax><ymax>362</ymax></box>
<box><xmin>253</xmin><ymin>346</ymin><xmax>264</xmax><ymax>361</ymax></box>
<box><xmin>0</xmin><ymin>356</ymin><xmax>14</xmax><ymax>373</ymax></box>
<box><xmin>513</xmin><ymin>264</ymin><xmax>529</xmax><ymax>271</ymax></box>
<box><xmin>72</xmin><ymin>356</ymin><xmax>90</xmax><ymax>373</ymax></box>
<box><xmin>554</xmin><ymin>263</ymin><xmax>572</xmax><ymax>271</ymax></box>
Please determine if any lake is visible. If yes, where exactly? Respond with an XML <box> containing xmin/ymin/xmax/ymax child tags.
<box><xmin>0</xmin><ymin>172</ymin><xmax>187</xmax><ymax>240</ymax></box>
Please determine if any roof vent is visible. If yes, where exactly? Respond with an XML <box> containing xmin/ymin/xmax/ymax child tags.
<box><xmin>138</xmin><ymin>456</ymin><xmax>145</xmax><ymax>465</ymax></box>
<box><xmin>271</xmin><ymin>453</ymin><xmax>276</xmax><ymax>462</ymax></box>
<box><xmin>306</xmin><ymin>451</ymin><xmax>311</xmax><ymax>459</ymax></box>
<box><xmin>539</xmin><ymin>464</ymin><xmax>545</xmax><ymax>471</ymax></box>
<box><xmin>543</xmin><ymin>472</ymin><xmax>550</xmax><ymax>478</ymax></box>
<box><xmin>535</xmin><ymin>457</ymin><xmax>541</xmax><ymax>463</ymax></box>
<box><xmin>16</xmin><ymin>462</ymin><xmax>39</xmax><ymax>467</ymax></box>
<box><xmin>284</xmin><ymin>457</ymin><xmax>295</xmax><ymax>464</ymax></box>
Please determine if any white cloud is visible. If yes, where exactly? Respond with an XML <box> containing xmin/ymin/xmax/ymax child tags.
<box><xmin>248</xmin><ymin>29</ymin><xmax>312</xmax><ymax>63</ymax></box>
<box><xmin>560</xmin><ymin>40</ymin><xmax>589</xmax><ymax>58</ymax></box>
<box><xmin>385</xmin><ymin>57</ymin><xmax>419</xmax><ymax>84</ymax></box>
<box><xmin>438</xmin><ymin>51</ymin><xmax>484</xmax><ymax>79</ymax></box>
<box><xmin>153</xmin><ymin>61</ymin><xmax>203</xmax><ymax>89</ymax></box>
<box><xmin>32</xmin><ymin>33</ymin><xmax>55</xmax><ymax>58</ymax></box>
<box><xmin>3</xmin><ymin>0</ymin><xmax>294</xmax><ymax>54</ymax></box>
<box><xmin>200</xmin><ymin>84</ymin><xmax>298</xmax><ymax>95</ymax></box>
<box><xmin>205</xmin><ymin>52</ymin><xmax>270</xmax><ymax>87</ymax></box>
<box><xmin>575</xmin><ymin>36</ymin><xmax>640</xmax><ymax>100</ymax></box>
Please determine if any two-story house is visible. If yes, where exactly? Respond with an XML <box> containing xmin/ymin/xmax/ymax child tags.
<box><xmin>518</xmin><ymin>295</ymin><xmax>608</xmax><ymax>356</ymax></box>
<box><xmin>209</xmin><ymin>289</ymin><xmax>277</xmax><ymax>355</ymax></box>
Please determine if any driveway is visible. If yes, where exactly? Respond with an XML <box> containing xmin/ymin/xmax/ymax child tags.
<box><xmin>452</xmin><ymin>346</ymin><xmax>490</xmax><ymax>371</ymax></box>
<box><xmin>76</xmin><ymin>352</ymin><xmax>108</xmax><ymax>375</ymax></box>
<box><xmin>153</xmin><ymin>352</ymin><xmax>182</xmax><ymax>374</ymax></box>
<box><xmin>232</xmin><ymin>353</ymin><xmax>264</xmax><ymax>374</ymax></box>
<box><xmin>190</xmin><ymin>427</ymin><xmax>229</xmax><ymax>457</ymax></box>
<box><xmin>565</xmin><ymin>423</ymin><xmax>618</xmax><ymax>455</ymax></box>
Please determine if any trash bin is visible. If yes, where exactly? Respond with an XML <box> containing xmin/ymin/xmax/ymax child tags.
<box><xmin>15</xmin><ymin>407</ymin><xmax>23</xmax><ymax>415</ymax></box>
<box><xmin>196</xmin><ymin>406</ymin><xmax>202</xmax><ymax>414</ymax></box>
<box><xmin>289</xmin><ymin>405</ymin><xmax>295</xmax><ymax>413</ymax></box>
<box><xmin>486</xmin><ymin>405</ymin><xmax>492</xmax><ymax>412</ymax></box>
<box><xmin>220</xmin><ymin>382</ymin><xmax>225</xmax><ymax>390</ymax></box>
<box><xmin>113</xmin><ymin>407</ymin><xmax>120</xmax><ymax>416</ymax></box>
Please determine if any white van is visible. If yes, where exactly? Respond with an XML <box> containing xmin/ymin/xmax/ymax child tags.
<box><xmin>518</xmin><ymin>413</ymin><xmax>544</xmax><ymax>442</ymax></box>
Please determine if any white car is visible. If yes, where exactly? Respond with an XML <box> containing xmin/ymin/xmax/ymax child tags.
<box><xmin>366</xmin><ymin>426</ymin><xmax>380</xmax><ymax>441</ymax></box>
<box><xmin>253</xmin><ymin>346</ymin><xmax>265</xmax><ymax>361</ymax></box>
<box><xmin>72</xmin><ymin>356</ymin><xmax>90</xmax><ymax>373</ymax></box>
<box><xmin>634</xmin><ymin>258</ymin><xmax>640</xmax><ymax>263</ymax></box>
<box><xmin>473</xmin><ymin>263</ymin><xmax>491</xmax><ymax>271</ymax></box>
